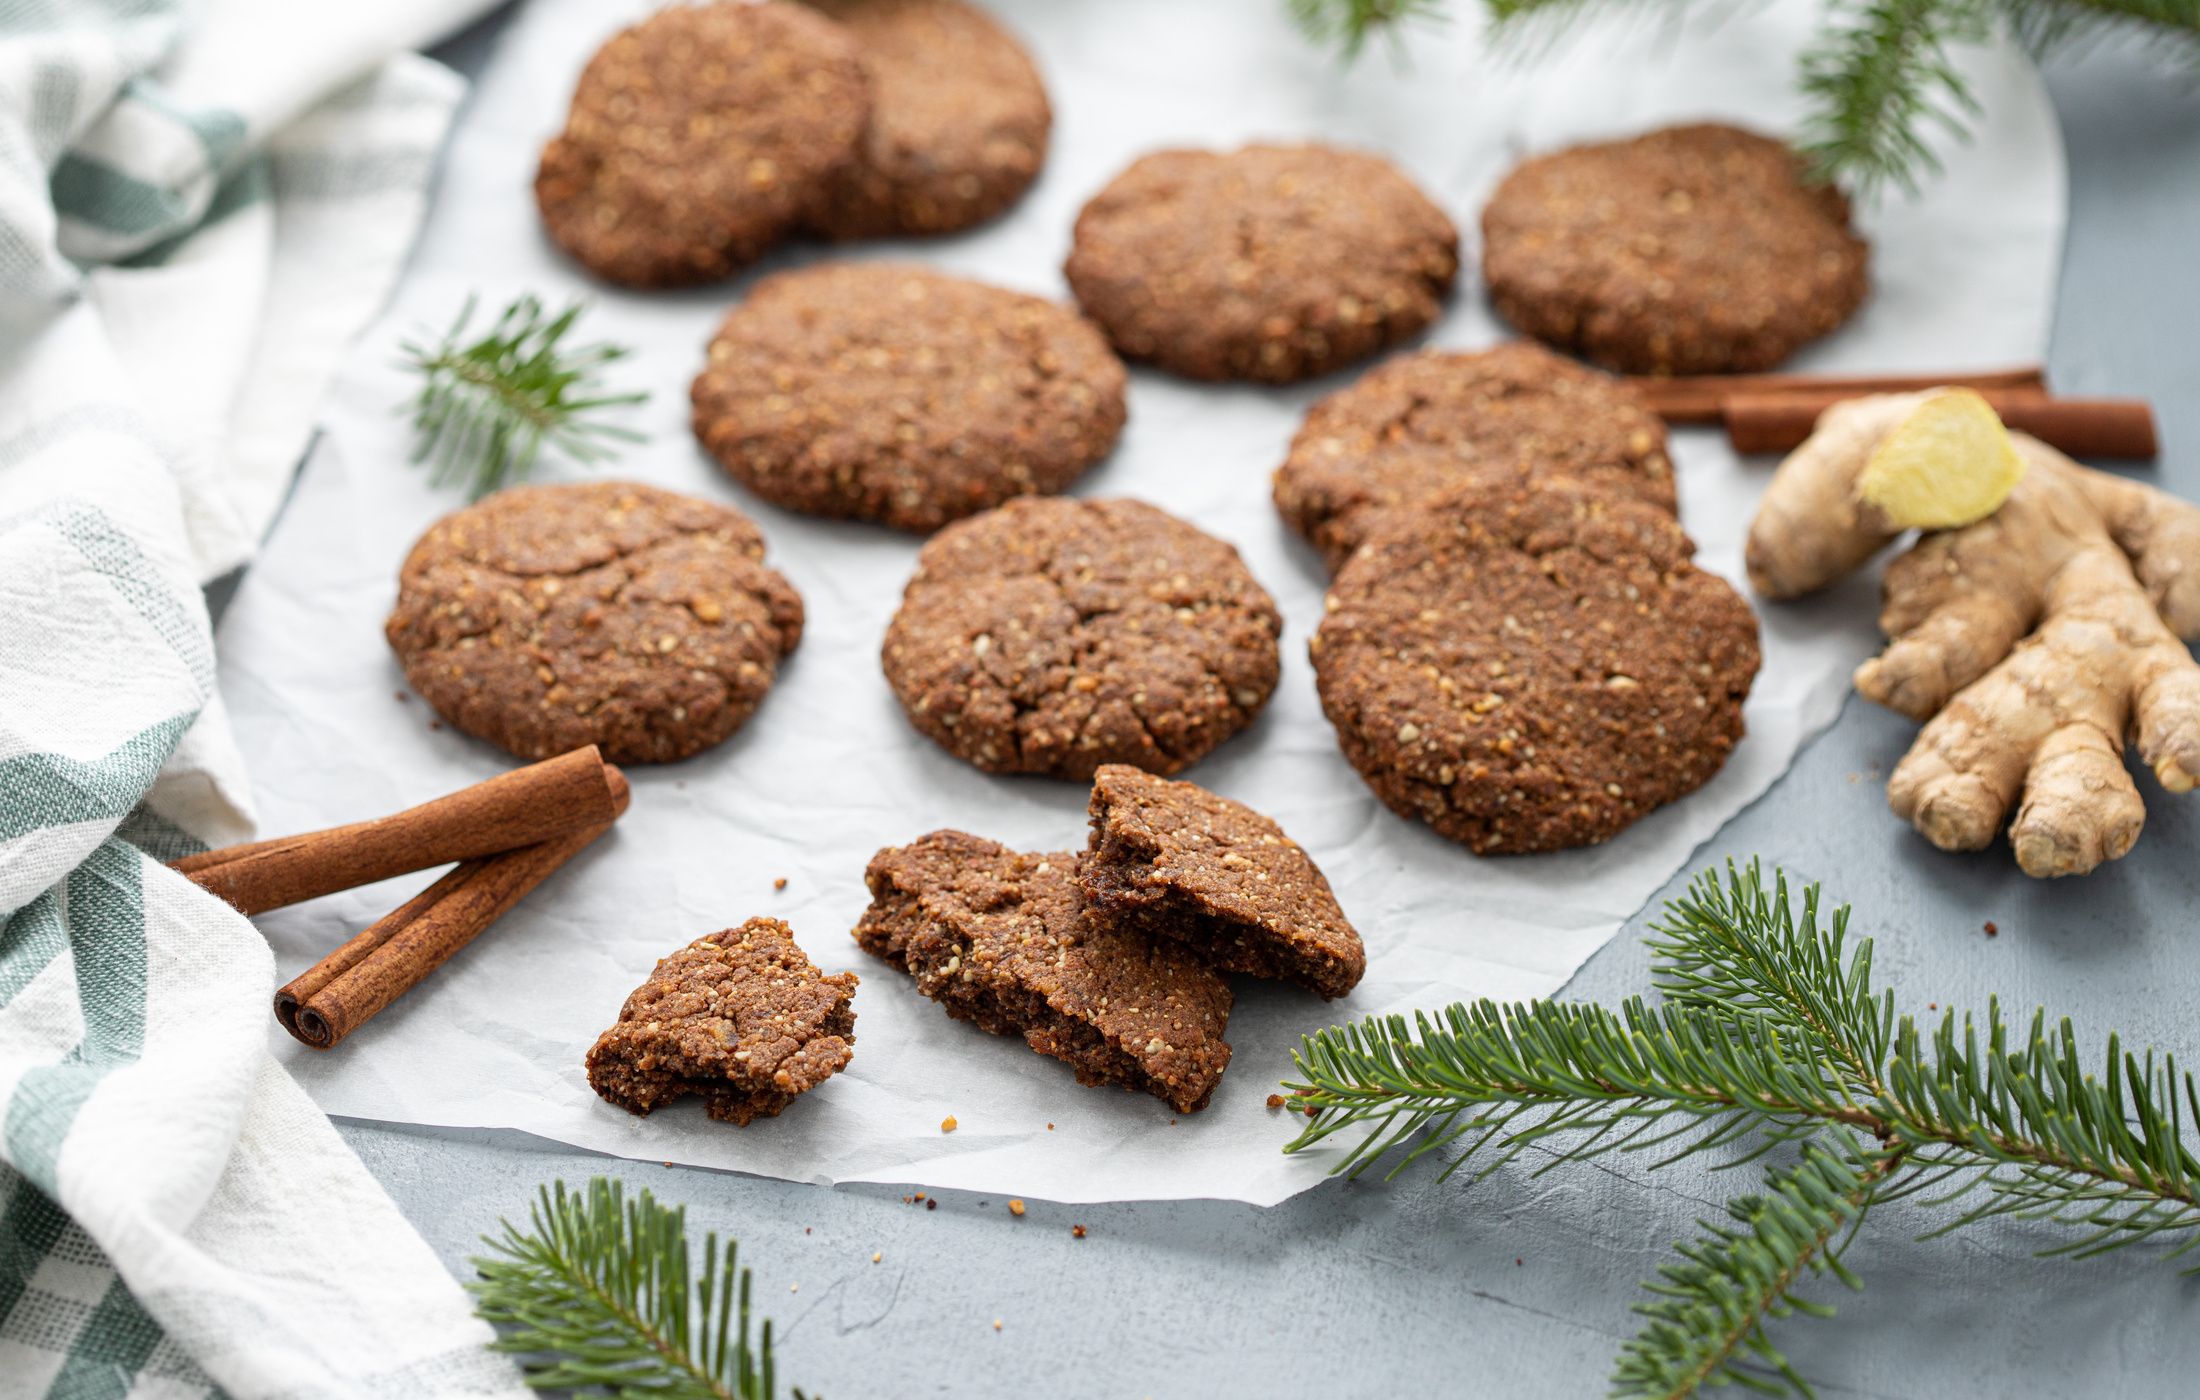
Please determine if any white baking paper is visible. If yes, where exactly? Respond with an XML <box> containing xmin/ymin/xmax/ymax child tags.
<box><xmin>212</xmin><ymin>0</ymin><xmax>2064</xmax><ymax>1205</ymax></box>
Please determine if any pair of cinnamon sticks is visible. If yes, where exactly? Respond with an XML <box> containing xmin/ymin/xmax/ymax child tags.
<box><xmin>172</xmin><ymin>746</ymin><xmax>630</xmax><ymax>1050</ymax></box>
<box><xmin>1630</xmin><ymin>365</ymin><xmax>2160</xmax><ymax>459</ymax></box>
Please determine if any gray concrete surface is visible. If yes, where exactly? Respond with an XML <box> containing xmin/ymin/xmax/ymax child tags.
<box><xmin>336</xmin><ymin>23</ymin><xmax>2200</xmax><ymax>1399</ymax></box>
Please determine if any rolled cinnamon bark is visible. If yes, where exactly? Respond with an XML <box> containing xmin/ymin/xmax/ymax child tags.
<box><xmin>1728</xmin><ymin>393</ymin><xmax>2158</xmax><ymax>459</ymax></box>
<box><xmin>274</xmin><ymin>767</ymin><xmax>631</xmax><ymax>1050</ymax></box>
<box><xmin>1629</xmin><ymin>366</ymin><xmax>2048</xmax><ymax>423</ymax></box>
<box><xmin>177</xmin><ymin>747</ymin><xmax>621</xmax><ymax>915</ymax></box>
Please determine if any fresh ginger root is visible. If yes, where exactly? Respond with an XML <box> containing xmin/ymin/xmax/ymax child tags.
<box><xmin>1746</xmin><ymin>389</ymin><xmax>2026</xmax><ymax>596</ymax></box>
<box><xmin>1747</xmin><ymin>390</ymin><xmax>2200</xmax><ymax>877</ymax></box>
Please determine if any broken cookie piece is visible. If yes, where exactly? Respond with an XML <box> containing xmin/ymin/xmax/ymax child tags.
<box><xmin>854</xmin><ymin>830</ymin><xmax>1233</xmax><ymax>1113</ymax></box>
<box><xmin>1078</xmin><ymin>765</ymin><xmax>1366</xmax><ymax>999</ymax></box>
<box><xmin>586</xmin><ymin>918</ymin><xmax>857</xmax><ymax>1125</ymax></box>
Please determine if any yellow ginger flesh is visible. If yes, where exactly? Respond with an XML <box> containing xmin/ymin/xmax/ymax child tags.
<box><xmin>1855</xmin><ymin>388</ymin><xmax>2027</xmax><ymax>530</ymax></box>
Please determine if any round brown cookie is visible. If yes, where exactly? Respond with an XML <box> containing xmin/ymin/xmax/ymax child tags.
<box><xmin>534</xmin><ymin>2</ymin><xmax>869</xmax><ymax>288</ymax></box>
<box><xmin>386</xmin><ymin>482</ymin><xmax>804</xmax><ymax>765</ymax></box>
<box><xmin>800</xmin><ymin>0</ymin><xmax>1050</xmax><ymax>238</ymax></box>
<box><xmin>691</xmin><ymin>263</ymin><xmax>1126</xmax><ymax>533</ymax></box>
<box><xmin>882</xmin><ymin>497</ymin><xmax>1281</xmax><ymax>779</ymax></box>
<box><xmin>1480</xmin><ymin>123</ymin><xmax>1869</xmax><ymax>375</ymax></box>
<box><xmin>1310</xmin><ymin>482</ymin><xmax>1760</xmax><ymax>853</ymax></box>
<box><xmin>1064</xmin><ymin>144</ymin><xmax>1459</xmax><ymax>384</ymax></box>
<box><xmin>1273</xmin><ymin>342</ymin><xmax>1676</xmax><ymax>572</ymax></box>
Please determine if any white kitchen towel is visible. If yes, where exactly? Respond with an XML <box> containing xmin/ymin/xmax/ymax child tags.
<box><xmin>0</xmin><ymin>0</ymin><xmax>526</xmax><ymax>1395</ymax></box>
<box><xmin>215</xmin><ymin>0</ymin><xmax>2065</xmax><ymax>1207</ymax></box>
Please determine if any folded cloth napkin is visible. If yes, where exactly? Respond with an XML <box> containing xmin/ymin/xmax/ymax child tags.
<box><xmin>0</xmin><ymin>0</ymin><xmax>526</xmax><ymax>1394</ymax></box>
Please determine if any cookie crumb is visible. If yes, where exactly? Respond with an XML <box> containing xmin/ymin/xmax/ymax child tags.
<box><xmin>790</xmin><ymin>1283</ymin><xmax>799</xmax><ymax>1293</ymax></box>
<box><xmin>774</xmin><ymin>877</ymin><xmax>788</xmax><ymax>891</ymax></box>
<box><xmin>941</xmin><ymin>1114</ymin><xmax>958</xmax><ymax>1133</ymax></box>
<box><xmin>926</xmin><ymin>1199</ymin><xmax>937</xmax><ymax>1211</ymax></box>
<box><xmin>872</xmin><ymin>1252</ymin><xmax>882</xmax><ymax>1264</ymax></box>
<box><xmin>1071</xmin><ymin>1224</ymin><xmax>1087</xmax><ymax>1239</ymax></box>
<box><xmin>1008</xmin><ymin>1199</ymin><xmax>1025</xmax><ymax>1217</ymax></box>
<box><xmin>993</xmin><ymin>1319</ymin><xmax>1003</xmax><ymax>1332</ymax></box>
<box><xmin>1984</xmin><ymin>920</ymin><xmax>1999</xmax><ymax>936</ymax></box>
<box><xmin>1046</xmin><ymin>1123</ymin><xmax>1054</xmax><ymax>1131</ymax></box>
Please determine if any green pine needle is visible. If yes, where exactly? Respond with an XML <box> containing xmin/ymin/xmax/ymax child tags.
<box><xmin>1286</xmin><ymin>0</ymin><xmax>2200</xmax><ymax>194</ymax></box>
<box><xmin>399</xmin><ymin>294</ymin><xmax>648</xmax><ymax>500</ymax></box>
<box><xmin>1615</xmin><ymin>1139</ymin><xmax>1888</xmax><ymax>1399</ymax></box>
<box><xmin>468</xmin><ymin>1178</ymin><xmax>809</xmax><ymax>1400</ymax></box>
<box><xmin>1288</xmin><ymin>0</ymin><xmax>1450</xmax><ymax>58</ymax></box>
<box><xmin>1283</xmin><ymin>859</ymin><xmax>2200</xmax><ymax>1396</ymax></box>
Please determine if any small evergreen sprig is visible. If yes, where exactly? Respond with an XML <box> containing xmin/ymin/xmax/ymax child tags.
<box><xmin>399</xmin><ymin>294</ymin><xmax>647</xmax><ymax>500</ymax></box>
<box><xmin>1283</xmin><ymin>861</ymin><xmax>2200</xmax><ymax>1397</ymax></box>
<box><xmin>469</xmin><ymin>1178</ymin><xmax>808</xmax><ymax>1400</ymax></box>
<box><xmin>1289</xmin><ymin>0</ymin><xmax>2200</xmax><ymax>193</ymax></box>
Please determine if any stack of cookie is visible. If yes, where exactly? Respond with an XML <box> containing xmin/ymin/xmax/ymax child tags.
<box><xmin>535</xmin><ymin>0</ymin><xmax>1051</xmax><ymax>287</ymax></box>
<box><xmin>1272</xmin><ymin>342</ymin><xmax>1762</xmax><ymax>854</ymax></box>
<box><xmin>856</xmin><ymin>765</ymin><xmax>1366</xmax><ymax>1113</ymax></box>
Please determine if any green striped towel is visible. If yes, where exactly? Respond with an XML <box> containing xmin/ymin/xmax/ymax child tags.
<box><xmin>1</xmin><ymin>1</ymin><xmax>528</xmax><ymax>1395</ymax></box>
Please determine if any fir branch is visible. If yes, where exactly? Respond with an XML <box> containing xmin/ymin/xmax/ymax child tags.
<box><xmin>399</xmin><ymin>294</ymin><xmax>647</xmax><ymax>501</ymax></box>
<box><xmin>468</xmin><ymin>1178</ymin><xmax>806</xmax><ymax>1400</ymax></box>
<box><xmin>1614</xmin><ymin>1139</ymin><xmax>1892</xmax><ymax>1400</ymax></box>
<box><xmin>1283</xmin><ymin>859</ymin><xmax>2200</xmax><ymax>1394</ymax></box>
<box><xmin>1796</xmin><ymin>0</ymin><xmax>1990</xmax><ymax>194</ymax></box>
<box><xmin>1287</xmin><ymin>0</ymin><xmax>1449</xmax><ymax>59</ymax></box>
<box><xmin>1283</xmin><ymin>0</ymin><xmax>2200</xmax><ymax>194</ymax></box>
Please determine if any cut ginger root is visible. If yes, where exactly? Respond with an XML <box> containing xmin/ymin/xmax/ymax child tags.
<box><xmin>1748</xmin><ymin>390</ymin><xmax>2200</xmax><ymax>877</ymax></box>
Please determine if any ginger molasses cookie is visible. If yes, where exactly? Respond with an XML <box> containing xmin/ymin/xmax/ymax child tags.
<box><xmin>691</xmin><ymin>263</ymin><xmax>1125</xmax><ymax>532</ymax></box>
<box><xmin>882</xmin><ymin>497</ymin><xmax>1281</xmax><ymax>778</ymax></box>
<box><xmin>1079</xmin><ymin>766</ymin><xmax>1365</xmax><ymax>1000</ymax></box>
<box><xmin>801</xmin><ymin>0</ymin><xmax>1050</xmax><ymax>238</ymax></box>
<box><xmin>856</xmin><ymin>830</ymin><xmax>1233</xmax><ymax>1113</ymax></box>
<box><xmin>1064</xmin><ymin>144</ymin><xmax>1459</xmax><ymax>384</ymax></box>
<box><xmin>1481</xmin><ymin>123</ymin><xmax>1869</xmax><ymax>375</ymax></box>
<box><xmin>1273</xmin><ymin>343</ymin><xmax>1675</xmax><ymax>572</ymax></box>
<box><xmin>386</xmin><ymin>482</ymin><xmax>804</xmax><ymax>765</ymax></box>
<box><xmin>586</xmin><ymin>919</ymin><xmax>857</xmax><ymax>1125</ymax></box>
<box><xmin>535</xmin><ymin>2</ymin><xmax>869</xmax><ymax>287</ymax></box>
<box><xmin>1311</xmin><ymin>482</ymin><xmax>1761</xmax><ymax>853</ymax></box>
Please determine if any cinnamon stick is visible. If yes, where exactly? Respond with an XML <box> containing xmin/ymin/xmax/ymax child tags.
<box><xmin>1727</xmin><ymin>393</ymin><xmax>2159</xmax><ymax>459</ymax></box>
<box><xmin>176</xmin><ymin>747</ymin><xmax>621</xmax><ymax>915</ymax></box>
<box><xmin>274</xmin><ymin>766</ymin><xmax>632</xmax><ymax>1050</ymax></box>
<box><xmin>1629</xmin><ymin>366</ymin><xmax>2048</xmax><ymax>424</ymax></box>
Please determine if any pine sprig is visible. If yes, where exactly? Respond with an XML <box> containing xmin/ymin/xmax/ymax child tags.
<box><xmin>399</xmin><ymin>294</ymin><xmax>647</xmax><ymax>500</ymax></box>
<box><xmin>1287</xmin><ymin>0</ymin><xmax>1450</xmax><ymax>57</ymax></box>
<box><xmin>468</xmin><ymin>1178</ymin><xmax>807</xmax><ymax>1400</ymax></box>
<box><xmin>1797</xmin><ymin>0</ymin><xmax>1990</xmax><ymax>193</ymax></box>
<box><xmin>1287</xmin><ymin>0</ymin><xmax>2200</xmax><ymax>194</ymax></box>
<box><xmin>1283</xmin><ymin>859</ymin><xmax>2200</xmax><ymax>1396</ymax></box>
<box><xmin>1614</xmin><ymin>1140</ymin><xmax>1890</xmax><ymax>1399</ymax></box>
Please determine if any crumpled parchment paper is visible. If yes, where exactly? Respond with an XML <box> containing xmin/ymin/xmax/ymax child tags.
<box><xmin>213</xmin><ymin>0</ymin><xmax>2064</xmax><ymax>1204</ymax></box>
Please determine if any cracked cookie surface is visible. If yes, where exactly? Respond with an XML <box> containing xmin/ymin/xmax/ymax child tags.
<box><xmin>855</xmin><ymin>830</ymin><xmax>1233</xmax><ymax>1113</ymax></box>
<box><xmin>1312</xmin><ymin>482</ymin><xmax>1761</xmax><ymax>854</ymax></box>
<box><xmin>882</xmin><ymin>497</ymin><xmax>1281</xmax><ymax>779</ymax></box>
<box><xmin>1273</xmin><ymin>343</ymin><xmax>1676</xmax><ymax>573</ymax></box>
<box><xmin>800</xmin><ymin>0</ymin><xmax>1050</xmax><ymax>239</ymax></box>
<box><xmin>586</xmin><ymin>918</ymin><xmax>857</xmax><ymax>1126</ymax></box>
<box><xmin>691</xmin><ymin>263</ymin><xmax>1125</xmax><ymax>533</ymax></box>
<box><xmin>1064</xmin><ymin>143</ymin><xmax>1459</xmax><ymax>384</ymax></box>
<box><xmin>386</xmin><ymin>481</ymin><xmax>803</xmax><ymax>765</ymax></box>
<box><xmin>1481</xmin><ymin>123</ymin><xmax>1869</xmax><ymax>374</ymax></box>
<box><xmin>1079</xmin><ymin>765</ymin><xmax>1365</xmax><ymax>999</ymax></box>
<box><xmin>534</xmin><ymin>2</ymin><xmax>869</xmax><ymax>288</ymax></box>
